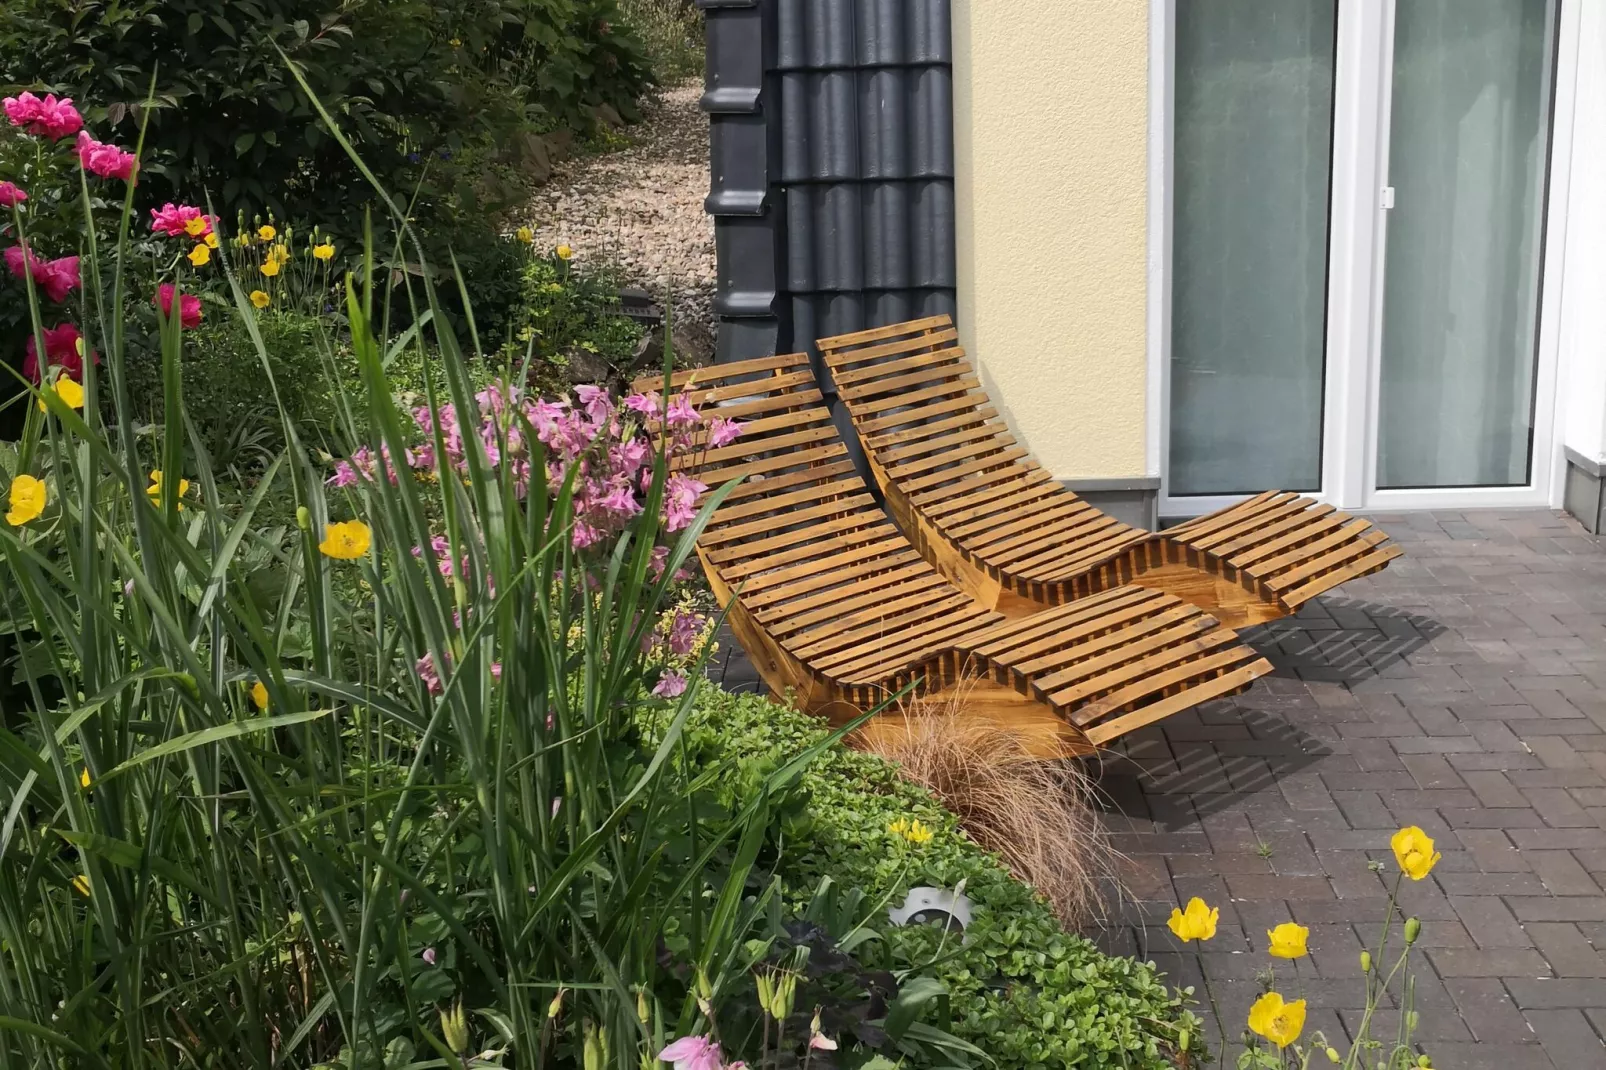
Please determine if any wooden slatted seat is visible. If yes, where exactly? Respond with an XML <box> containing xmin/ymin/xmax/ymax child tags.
<box><xmin>634</xmin><ymin>355</ymin><xmax>1272</xmax><ymax>756</ymax></box>
<box><xmin>818</xmin><ymin>315</ymin><xmax>1402</xmax><ymax>628</ymax></box>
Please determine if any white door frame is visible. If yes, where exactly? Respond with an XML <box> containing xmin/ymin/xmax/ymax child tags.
<box><xmin>1150</xmin><ymin>0</ymin><xmax>1580</xmax><ymax>518</ymax></box>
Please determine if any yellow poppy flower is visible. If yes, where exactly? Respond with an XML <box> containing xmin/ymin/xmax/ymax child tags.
<box><xmin>1267</xmin><ymin>922</ymin><xmax>1310</xmax><ymax>960</ymax></box>
<box><xmin>72</xmin><ymin>874</ymin><xmax>91</xmax><ymax>897</ymax></box>
<box><xmin>312</xmin><ymin>241</ymin><xmax>335</xmax><ymax>261</ymax></box>
<box><xmin>319</xmin><ymin>520</ymin><xmax>372</xmax><ymax>560</ymax></box>
<box><xmin>1167</xmin><ymin>897</ymin><xmax>1218</xmax><ymax>942</ymax></box>
<box><xmin>260</xmin><ymin>259</ymin><xmax>280</xmax><ymax>277</ymax></box>
<box><xmin>7</xmin><ymin>474</ymin><xmax>47</xmax><ymax>525</ymax></box>
<box><xmin>38</xmin><ymin>376</ymin><xmax>85</xmax><ymax>412</ymax></box>
<box><xmin>1247</xmin><ymin>992</ymin><xmax>1306</xmax><ymax>1049</ymax></box>
<box><xmin>1391</xmin><ymin>826</ymin><xmax>1441</xmax><ymax>880</ymax></box>
<box><xmin>516</xmin><ymin>226</ymin><xmax>534</xmax><ymax>244</ymax></box>
<box><xmin>556</xmin><ymin>244</ymin><xmax>572</xmax><ymax>260</ymax></box>
<box><xmin>205</xmin><ymin>232</ymin><xmax>219</xmax><ymax>249</ymax></box>
<box><xmin>250</xmin><ymin>681</ymin><xmax>269</xmax><ymax>710</ymax></box>
<box><xmin>258</xmin><ymin>225</ymin><xmax>277</xmax><ymax>241</ymax></box>
<box><xmin>250</xmin><ymin>290</ymin><xmax>271</xmax><ymax>309</ymax></box>
<box><xmin>184</xmin><ymin>216</ymin><xmax>208</xmax><ymax>237</ymax></box>
<box><xmin>147</xmin><ymin>469</ymin><xmax>190</xmax><ymax>511</ymax></box>
<box><xmin>80</xmin><ymin>767</ymin><xmax>92</xmax><ymax>789</ymax></box>
<box><xmin>187</xmin><ymin>244</ymin><xmax>211</xmax><ymax>266</ymax></box>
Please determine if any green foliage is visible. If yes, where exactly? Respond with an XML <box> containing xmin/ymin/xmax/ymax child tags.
<box><xmin>616</xmin><ymin>0</ymin><xmax>704</xmax><ymax>81</ymax></box>
<box><xmin>0</xmin><ymin>0</ymin><xmax>653</xmax><ymax>229</ymax></box>
<box><xmin>500</xmin><ymin>249</ymin><xmax>643</xmax><ymax>386</ymax></box>
<box><xmin>679</xmin><ymin>690</ymin><xmax>1201</xmax><ymax>1070</ymax></box>
<box><xmin>122</xmin><ymin>308</ymin><xmax>327</xmax><ymax>472</ymax></box>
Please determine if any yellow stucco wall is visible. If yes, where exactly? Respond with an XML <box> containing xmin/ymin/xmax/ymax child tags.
<box><xmin>951</xmin><ymin>0</ymin><xmax>1151</xmax><ymax>480</ymax></box>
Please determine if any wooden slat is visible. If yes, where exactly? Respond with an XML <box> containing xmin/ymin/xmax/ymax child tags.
<box><xmin>817</xmin><ymin>314</ymin><xmax>952</xmax><ymax>351</ymax></box>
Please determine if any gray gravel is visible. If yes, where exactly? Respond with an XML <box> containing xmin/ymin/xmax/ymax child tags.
<box><xmin>518</xmin><ymin>81</ymin><xmax>716</xmax><ymax>341</ymax></box>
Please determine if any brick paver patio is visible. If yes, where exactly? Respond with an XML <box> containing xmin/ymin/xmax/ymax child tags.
<box><xmin>1097</xmin><ymin>510</ymin><xmax>1606</xmax><ymax>1067</ymax></box>
<box><xmin>716</xmin><ymin>509</ymin><xmax>1606</xmax><ymax>1066</ymax></box>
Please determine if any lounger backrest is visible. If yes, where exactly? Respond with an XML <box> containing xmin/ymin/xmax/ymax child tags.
<box><xmin>631</xmin><ymin>355</ymin><xmax>889</xmax><ymax>583</ymax></box>
<box><xmin>816</xmin><ymin>315</ymin><xmax>1035</xmax><ymax>476</ymax></box>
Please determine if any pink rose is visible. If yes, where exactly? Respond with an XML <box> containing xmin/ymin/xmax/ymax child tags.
<box><xmin>75</xmin><ymin>132</ymin><xmax>137</xmax><ymax>180</ymax></box>
<box><xmin>154</xmin><ymin>283</ymin><xmax>203</xmax><ymax>329</ymax></box>
<box><xmin>0</xmin><ymin>181</ymin><xmax>25</xmax><ymax>208</ymax></box>
<box><xmin>22</xmin><ymin>323</ymin><xmax>96</xmax><ymax>384</ymax></box>
<box><xmin>5</xmin><ymin>245</ymin><xmax>79</xmax><ymax>301</ymax></box>
<box><xmin>3</xmin><ymin>93</ymin><xmax>82</xmax><ymax>140</ymax></box>
<box><xmin>148</xmin><ymin>202</ymin><xmax>212</xmax><ymax>239</ymax></box>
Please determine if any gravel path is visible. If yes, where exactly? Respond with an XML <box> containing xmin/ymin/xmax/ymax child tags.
<box><xmin>518</xmin><ymin>81</ymin><xmax>716</xmax><ymax>346</ymax></box>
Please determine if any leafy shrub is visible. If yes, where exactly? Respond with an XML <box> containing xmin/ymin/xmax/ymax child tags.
<box><xmin>122</xmin><ymin>308</ymin><xmax>327</xmax><ymax>472</ymax></box>
<box><xmin>500</xmin><ymin>245</ymin><xmax>643</xmax><ymax>385</ymax></box>
<box><xmin>676</xmin><ymin>690</ymin><xmax>1200</xmax><ymax>1070</ymax></box>
<box><xmin>617</xmin><ymin>0</ymin><xmax>704</xmax><ymax>81</ymax></box>
<box><xmin>0</xmin><ymin>0</ymin><xmax>653</xmax><ymax>230</ymax></box>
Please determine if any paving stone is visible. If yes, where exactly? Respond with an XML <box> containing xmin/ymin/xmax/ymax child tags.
<box><xmin>727</xmin><ymin>510</ymin><xmax>1606</xmax><ymax>1064</ymax></box>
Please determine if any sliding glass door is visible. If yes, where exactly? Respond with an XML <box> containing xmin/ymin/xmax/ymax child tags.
<box><xmin>1376</xmin><ymin>0</ymin><xmax>1557</xmax><ymax>489</ymax></box>
<box><xmin>1169</xmin><ymin>0</ymin><xmax>1338</xmax><ymax>496</ymax></box>
<box><xmin>1166</xmin><ymin>0</ymin><xmax>1561</xmax><ymax>510</ymax></box>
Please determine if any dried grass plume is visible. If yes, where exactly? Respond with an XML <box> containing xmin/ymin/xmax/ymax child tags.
<box><xmin>855</xmin><ymin>686</ymin><xmax>1117</xmax><ymax>926</ymax></box>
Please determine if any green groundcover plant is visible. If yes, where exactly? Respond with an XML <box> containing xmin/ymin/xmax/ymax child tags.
<box><xmin>675</xmin><ymin>690</ymin><xmax>1200</xmax><ymax>1070</ymax></box>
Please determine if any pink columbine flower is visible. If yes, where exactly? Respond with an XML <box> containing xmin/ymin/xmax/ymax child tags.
<box><xmin>653</xmin><ymin>671</ymin><xmax>688</xmax><ymax>699</ymax></box>
<box><xmin>808</xmin><ymin>1034</ymin><xmax>838</xmax><ymax>1052</ymax></box>
<box><xmin>661</xmin><ymin>473</ymin><xmax>707</xmax><ymax>533</ymax></box>
<box><xmin>155</xmin><ymin>283</ymin><xmax>203</xmax><ymax>329</ymax></box>
<box><xmin>75</xmin><ymin>131</ymin><xmax>137</xmax><ymax>180</ymax></box>
<box><xmin>3</xmin><ymin>93</ymin><xmax>83</xmax><ymax>140</ymax></box>
<box><xmin>665</xmin><ymin>393</ymin><xmax>701</xmax><ymax>429</ymax></box>
<box><xmin>657</xmin><ymin>1035</ymin><xmax>722</xmax><ymax>1070</ymax></box>
<box><xmin>416</xmin><ymin>653</ymin><xmax>444</xmax><ymax>696</ymax></box>
<box><xmin>707</xmin><ymin>417</ymin><xmax>743</xmax><ymax>449</ymax></box>
<box><xmin>0</xmin><ymin>181</ymin><xmax>25</xmax><ymax>207</ymax></box>
<box><xmin>623</xmin><ymin>391</ymin><xmax>659</xmax><ymax>416</ymax></box>
<box><xmin>666</xmin><ymin>609</ymin><xmax>705</xmax><ymax>657</ymax></box>
<box><xmin>574</xmin><ymin>383</ymin><xmax>613</xmax><ymax>425</ymax></box>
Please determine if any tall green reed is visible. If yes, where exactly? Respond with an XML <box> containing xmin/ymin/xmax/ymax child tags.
<box><xmin>0</xmin><ymin>86</ymin><xmax>851</xmax><ymax>1069</ymax></box>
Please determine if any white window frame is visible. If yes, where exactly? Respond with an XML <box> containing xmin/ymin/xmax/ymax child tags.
<box><xmin>1149</xmin><ymin>0</ymin><xmax>1582</xmax><ymax>519</ymax></box>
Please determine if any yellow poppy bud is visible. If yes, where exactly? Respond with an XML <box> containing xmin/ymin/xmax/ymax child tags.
<box><xmin>556</xmin><ymin>243</ymin><xmax>573</xmax><ymax>260</ymax></box>
<box><xmin>80</xmin><ymin>767</ymin><xmax>92</xmax><ymax>788</ymax></box>
<box><xmin>250</xmin><ymin>681</ymin><xmax>269</xmax><ymax>710</ymax></box>
<box><xmin>72</xmin><ymin>874</ymin><xmax>91</xmax><ymax>896</ymax></box>
<box><xmin>516</xmin><ymin>226</ymin><xmax>534</xmax><ymax>244</ymax></box>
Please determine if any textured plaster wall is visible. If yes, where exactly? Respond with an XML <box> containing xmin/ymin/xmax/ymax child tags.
<box><xmin>951</xmin><ymin>0</ymin><xmax>1150</xmax><ymax>479</ymax></box>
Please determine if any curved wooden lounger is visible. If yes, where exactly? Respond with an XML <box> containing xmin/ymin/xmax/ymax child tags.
<box><xmin>635</xmin><ymin>354</ymin><xmax>1272</xmax><ymax>757</ymax></box>
<box><xmin>817</xmin><ymin>316</ymin><xmax>1403</xmax><ymax>629</ymax></box>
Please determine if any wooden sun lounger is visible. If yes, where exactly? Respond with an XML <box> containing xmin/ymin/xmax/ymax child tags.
<box><xmin>634</xmin><ymin>354</ymin><xmax>1272</xmax><ymax>757</ymax></box>
<box><xmin>817</xmin><ymin>315</ymin><xmax>1402</xmax><ymax>629</ymax></box>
